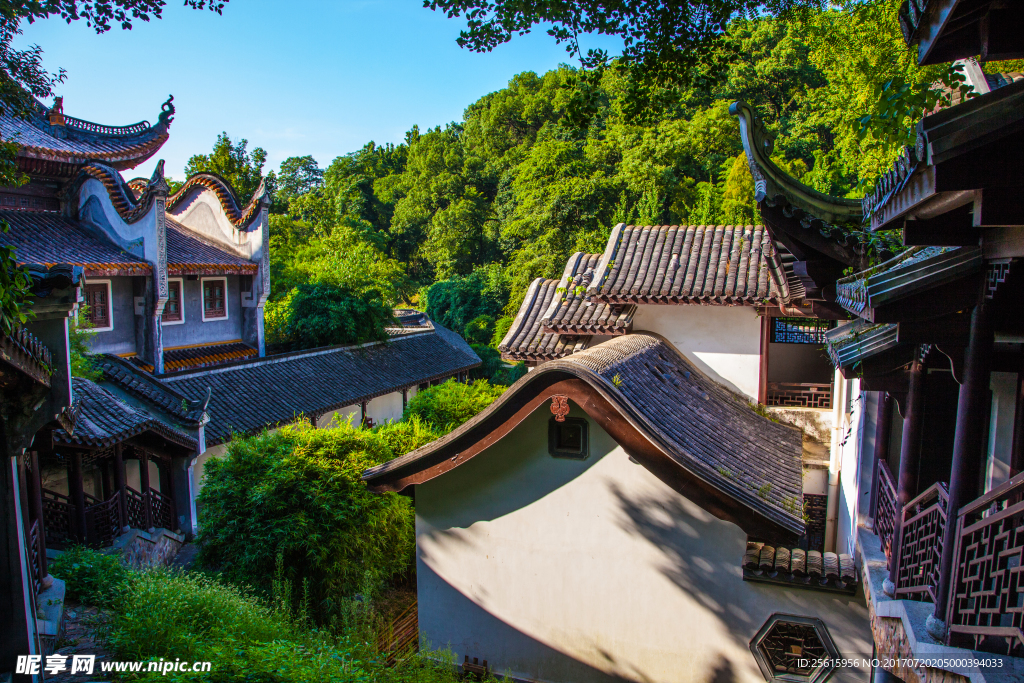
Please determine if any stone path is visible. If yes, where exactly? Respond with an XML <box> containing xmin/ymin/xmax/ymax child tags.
<box><xmin>46</xmin><ymin>602</ymin><xmax>114</xmax><ymax>682</ymax></box>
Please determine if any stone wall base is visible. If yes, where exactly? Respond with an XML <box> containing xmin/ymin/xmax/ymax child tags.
<box><xmin>110</xmin><ymin>527</ymin><xmax>185</xmax><ymax>568</ymax></box>
<box><xmin>872</xmin><ymin>615</ymin><xmax>969</xmax><ymax>683</ymax></box>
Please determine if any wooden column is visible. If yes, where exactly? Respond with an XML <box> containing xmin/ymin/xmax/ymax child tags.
<box><xmin>139</xmin><ymin>451</ymin><xmax>153</xmax><ymax>530</ymax></box>
<box><xmin>887</xmin><ymin>352</ymin><xmax>926</xmax><ymax>590</ymax></box>
<box><xmin>869</xmin><ymin>392</ymin><xmax>893</xmax><ymax>519</ymax></box>
<box><xmin>27</xmin><ymin>452</ymin><xmax>48</xmax><ymax>585</ymax></box>
<box><xmin>402</xmin><ymin>389</ymin><xmax>408</xmax><ymax>411</ymax></box>
<box><xmin>113</xmin><ymin>444</ymin><xmax>127</xmax><ymax>530</ymax></box>
<box><xmin>165</xmin><ymin>461</ymin><xmax>177</xmax><ymax>531</ymax></box>
<box><xmin>1010</xmin><ymin>372</ymin><xmax>1024</xmax><ymax>478</ymax></box>
<box><xmin>758</xmin><ymin>315</ymin><xmax>770</xmax><ymax>405</ymax></box>
<box><xmin>69</xmin><ymin>451</ymin><xmax>87</xmax><ymax>543</ymax></box>
<box><xmin>932</xmin><ymin>304</ymin><xmax>993</xmax><ymax>629</ymax></box>
<box><xmin>361</xmin><ymin>401</ymin><xmax>368</xmax><ymax>427</ymax></box>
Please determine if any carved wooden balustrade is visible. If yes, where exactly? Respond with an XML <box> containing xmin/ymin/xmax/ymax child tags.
<box><xmin>41</xmin><ymin>489</ymin><xmax>75</xmax><ymax>547</ymax></box>
<box><xmin>946</xmin><ymin>472</ymin><xmax>1024</xmax><ymax>657</ymax></box>
<box><xmin>85</xmin><ymin>491</ymin><xmax>123</xmax><ymax>547</ymax></box>
<box><xmin>125</xmin><ymin>486</ymin><xmax>149</xmax><ymax>528</ymax></box>
<box><xmin>766</xmin><ymin>382</ymin><xmax>833</xmax><ymax>409</ymax></box>
<box><xmin>876</xmin><ymin>461</ymin><xmax>898</xmax><ymax>561</ymax></box>
<box><xmin>894</xmin><ymin>482</ymin><xmax>948</xmax><ymax>601</ymax></box>
<box><xmin>149</xmin><ymin>488</ymin><xmax>174</xmax><ymax>530</ymax></box>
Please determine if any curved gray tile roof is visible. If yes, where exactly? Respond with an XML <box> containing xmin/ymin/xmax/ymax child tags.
<box><xmin>366</xmin><ymin>332</ymin><xmax>804</xmax><ymax>539</ymax></box>
<box><xmin>589</xmin><ymin>224</ymin><xmax>783</xmax><ymax>304</ymax></box>
<box><xmin>164</xmin><ymin>327</ymin><xmax>481</xmax><ymax>445</ymax></box>
<box><xmin>1</xmin><ymin>211</ymin><xmax>150</xmax><ymax>275</ymax></box>
<box><xmin>541</xmin><ymin>252</ymin><xmax>636</xmax><ymax>335</ymax></box>
<box><xmin>499</xmin><ymin>278</ymin><xmax>591</xmax><ymax>362</ymax></box>
<box><xmin>56</xmin><ymin>378</ymin><xmax>197</xmax><ymax>450</ymax></box>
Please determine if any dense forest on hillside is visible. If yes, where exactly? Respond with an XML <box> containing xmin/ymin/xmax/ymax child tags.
<box><xmin>185</xmin><ymin>3</ymin><xmax>1018</xmax><ymax>360</ymax></box>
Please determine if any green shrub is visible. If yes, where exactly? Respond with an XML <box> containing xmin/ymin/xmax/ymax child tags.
<box><xmin>490</xmin><ymin>315</ymin><xmax>513</xmax><ymax>348</ymax></box>
<box><xmin>48</xmin><ymin>546</ymin><xmax>132</xmax><ymax>607</ymax></box>
<box><xmin>101</xmin><ymin>568</ymin><xmax>472</xmax><ymax>683</ymax></box>
<box><xmin>469</xmin><ymin>344</ymin><xmax>527</xmax><ymax>386</ymax></box>
<box><xmin>196</xmin><ymin>422</ymin><xmax>415</xmax><ymax>614</ymax></box>
<box><xmin>403</xmin><ymin>379</ymin><xmax>506</xmax><ymax>433</ymax></box>
<box><xmin>373</xmin><ymin>416</ymin><xmax>441</xmax><ymax>456</ymax></box>
<box><xmin>463</xmin><ymin>314</ymin><xmax>494</xmax><ymax>345</ymax></box>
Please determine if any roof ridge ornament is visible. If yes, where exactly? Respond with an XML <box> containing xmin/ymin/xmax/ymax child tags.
<box><xmin>147</xmin><ymin>159</ymin><xmax>169</xmax><ymax>196</ymax></box>
<box><xmin>156</xmin><ymin>95</ymin><xmax>175</xmax><ymax>131</ymax></box>
<box><xmin>730</xmin><ymin>100</ymin><xmax>863</xmax><ymax>228</ymax></box>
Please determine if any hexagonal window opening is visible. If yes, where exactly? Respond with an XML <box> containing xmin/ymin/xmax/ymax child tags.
<box><xmin>749</xmin><ymin>613</ymin><xmax>840</xmax><ymax>683</ymax></box>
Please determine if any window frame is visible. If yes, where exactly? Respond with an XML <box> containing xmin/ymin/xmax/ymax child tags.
<box><xmin>548</xmin><ymin>417</ymin><xmax>589</xmax><ymax>460</ymax></box>
<box><xmin>82</xmin><ymin>279</ymin><xmax>113</xmax><ymax>332</ymax></box>
<box><xmin>162</xmin><ymin>277</ymin><xmax>185</xmax><ymax>325</ymax></box>
<box><xmin>200</xmin><ymin>276</ymin><xmax>229</xmax><ymax>322</ymax></box>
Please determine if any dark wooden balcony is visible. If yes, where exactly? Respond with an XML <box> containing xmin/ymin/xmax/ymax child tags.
<box><xmin>875</xmin><ymin>464</ymin><xmax>1024</xmax><ymax>657</ymax></box>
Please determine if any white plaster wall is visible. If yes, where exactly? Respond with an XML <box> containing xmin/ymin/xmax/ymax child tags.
<box><xmin>986</xmin><ymin>372</ymin><xmax>1019</xmax><ymax>492</ymax></box>
<box><xmin>191</xmin><ymin>443</ymin><xmax>228</xmax><ymax>494</ymax></box>
<box><xmin>836</xmin><ymin>379</ymin><xmax>865</xmax><ymax>557</ymax></box>
<box><xmin>417</xmin><ymin>405</ymin><xmax>872</xmax><ymax>683</ymax></box>
<box><xmin>168</xmin><ymin>189</ymin><xmax>262</xmax><ymax>259</ymax></box>
<box><xmin>367</xmin><ymin>392</ymin><xmax>404</xmax><ymax>425</ymax></box>
<box><xmin>78</xmin><ymin>179</ymin><xmax>161</xmax><ymax>264</ymax></box>
<box><xmin>318</xmin><ymin>405</ymin><xmax>361</xmax><ymax>429</ymax></box>
<box><xmin>631</xmin><ymin>305</ymin><xmax>762</xmax><ymax>399</ymax></box>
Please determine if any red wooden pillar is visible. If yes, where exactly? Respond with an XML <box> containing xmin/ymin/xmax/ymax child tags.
<box><xmin>870</xmin><ymin>392</ymin><xmax>893</xmax><ymax>520</ymax></box>
<box><xmin>139</xmin><ymin>451</ymin><xmax>153</xmax><ymax>530</ymax></box>
<box><xmin>69</xmin><ymin>451</ymin><xmax>87</xmax><ymax>543</ymax></box>
<box><xmin>113</xmin><ymin>444</ymin><xmax>127</xmax><ymax>531</ymax></box>
<box><xmin>931</xmin><ymin>304</ymin><xmax>993</xmax><ymax>634</ymax></box>
<box><xmin>886</xmin><ymin>351</ymin><xmax>926</xmax><ymax>593</ymax></box>
<box><xmin>27</xmin><ymin>452</ymin><xmax>49</xmax><ymax>586</ymax></box>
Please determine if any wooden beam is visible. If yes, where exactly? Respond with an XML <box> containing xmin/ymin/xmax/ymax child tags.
<box><xmin>903</xmin><ymin>204</ymin><xmax>979</xmax><ymax>246</ymax></box>
<box><xmin>867</xmin><ymin>273</ymin><xmax>984</xmax><ymax>324</ymax></box>
<box><xmin>897</xmin><ymin>311</ymin><xmax>972</xmax><ymax>346</ymax></box>
<box><xmin>975</xmin><ymin>187</ymin><xmax>1024</xmax><ymax>228</ymax></box>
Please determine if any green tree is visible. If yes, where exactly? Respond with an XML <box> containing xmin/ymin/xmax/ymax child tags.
<box><xmin>185</xmin><ymin>133</ymin><xmax>269</xmax><ymax>205</ymax></box>
<box><xmin>275</xmin><ymin>282</ymin><xmax>393</xmax><ymax>351</ymax></box>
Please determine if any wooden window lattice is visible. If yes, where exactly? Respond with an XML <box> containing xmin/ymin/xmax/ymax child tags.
<box><xmin>875</xmin><ymin>461</ymin><xmax>899</xmax><ymax>562</ymax></box>
<box><xmin>756</xmin><ymin>620</ymin><xmax>828</xmax><ymax>676</ymax></box>
<box><xmin>947</xmin><ymin>476</ymin><xmax>1024</xmax><ymax>657</ymax></box>
<box><xmin>803</xmin><ymin>494</ymin><xmax>827</xmax><ymax>555</ymax></box>
<box><xmin>83</xmin><ymin>283</ymin><xmax>110</xmax><ymax>328</ymax></box>
<box><xmin>770</xmin><ymin>317</ymin><xmax>833</xmax><ymax>345</ymax></box>
<box><xmin>894</xmin><ymin>482</ymin><xmax>947</xmax><ymax>602</ymax></box>
<box><xmin>41</xmin><ymin>489</ymin><xmax>75</xmax><ymax>548</ymax></box>
<box><xmin>203</xmin><ymin>279</ymin><xmax>226</xmax><ymax>318</ymax></box>
<box><xmin>164</xmin><ymin>281</ymin><xmax>183</xmax><ymax>321</ymax></box>
<box><xmin>767</xmin><ymin>383</ymin><xmax>833</xmax><ymax>409</ymax></box>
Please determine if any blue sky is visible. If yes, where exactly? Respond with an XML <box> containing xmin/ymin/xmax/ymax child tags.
<box><xmin>15</xmin><ymin>0</ymin><xmax>623</xmax><ymax>180</ymax></box>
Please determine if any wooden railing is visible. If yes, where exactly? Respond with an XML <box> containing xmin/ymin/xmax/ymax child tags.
<box><xmin>125</xmin><ymin>486</ymin><xmax>149</xmax><ymax>528</ymax></box>
<box><xmin>946</xmin><ymin>472</ymin><xmax>1024</xmax><ymax>656</ymax></box>
<box><xmin>766</xmin><ymin>382</ymin><xmax>833</xmax><ymax>409</ymax></box>
<box><xmin>876</xmin><ymin>461</ymin><xmax>898</xmax><ymax>561</ymax></box>
<box><xmin>894</xmin><ymin>482</ymin><xmax>948</xmax><ymax>602</ymax></box>
<box><xmin>41</xmin><ymin>489</ymin><xmax>75</xmax><ymax>547</ymax></box>
<box><xmin>150</xmin><ymin>488</ymin><xmax>173</xmax><ymax>530</ymax></box>
<box><xmin>85</xmin><ymin>492</ymin><xmax>123</xmax><ymax>548</ymax></box>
